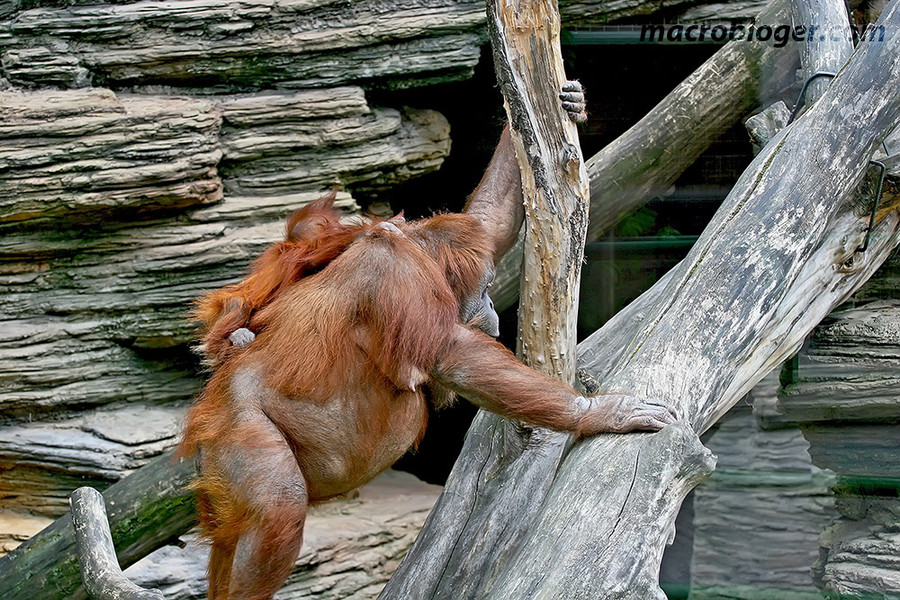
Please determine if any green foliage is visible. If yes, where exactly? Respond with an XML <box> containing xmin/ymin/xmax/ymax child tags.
<box><xmin>615</xmin><ymin>207</ymin><xmax>683</xmax><ymax>238</ymax></box>
<box><xmin>615</xmin><ymin>207</ymin><xmax>657</xmax><ymax>237</ymax></box>
<box><xmin>655</xmin><ymin>225</ymin><xmax>682</xmax><ymax>237</ymax></box>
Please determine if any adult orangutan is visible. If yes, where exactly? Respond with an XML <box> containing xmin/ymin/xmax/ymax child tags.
<box><xmin>178</xmin><ymin>83</ymin><xmax>676</xmax><ymax>600</ymax></box>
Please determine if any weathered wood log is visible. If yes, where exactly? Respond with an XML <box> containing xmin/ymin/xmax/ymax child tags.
<box><xmin>495</xmin><ymin>3</ymin><xmax>900</xmax><ymax>595</ymax></box>
<box><xmin>789</xmin><ymin>0</ymin><xmax>853</xmax><ymax>112</ymax></box>
<box><xmin>0</xmin><ymin>452</ymin><xmax>195</xmax><ymax>600</ymax></box>
<box><xmin>384</xmin><ymin>0</ymin><xmax>900</xmax><ymax>595</ymax></box>
<box><xmin>70</xmin><ymin>486</ymin><xmax>164</xmax><ymax>600</ymax></box>
<box><xmin>677</xmin><ymin>0</ymin><xmax>770</xmax><ymax>21</ymax></box>
<box><xmin>384</xmin><ymin>0</ymin><xmax>797</xmax><ymax>595</ymax></box>
<box><xmin>491</xmin><ymin>0</ymin><xmax>798</xmax><ymax>311</ymax></box>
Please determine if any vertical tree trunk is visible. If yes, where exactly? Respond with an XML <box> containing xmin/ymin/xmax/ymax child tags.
<box><xmin>790</xmin><ymin>0</ymin><xmax>854</xmax><ymax>109</ymax></box>
<box><xmin>487</xmin><ymin>0</ymin><xmax>589</xmax><ymax>381</ymax></box>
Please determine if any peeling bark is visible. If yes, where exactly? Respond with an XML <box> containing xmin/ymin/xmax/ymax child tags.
<box><xmin>487</xmin><ymin>0</ymin><xmax>589</xmax><ymax>381</ymax></box>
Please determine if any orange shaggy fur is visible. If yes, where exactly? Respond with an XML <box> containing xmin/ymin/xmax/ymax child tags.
<box><xmin>192</xmin><ymin>192</ymin><xmax>371</xmax><ymax>362</ymax></box>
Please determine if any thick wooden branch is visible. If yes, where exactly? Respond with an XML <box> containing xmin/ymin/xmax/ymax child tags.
<box><xmin>493</xmin><ymin>1</ymin><xmax>900</xmax><ymax>594</ymax></box>
<box><xmin>0</xmin><ymin>453</ymin><xmax>195</xmax><ymax>600</ymax></box>
<box><xmin>490</xmin><ymin>422</ymin><xmax>715</xmax><ymax>599</ymax></box>
<box><xmin>491</xmin><ymin>0</ymin><xmax>798</xmax><ymax>311</ymax></box>
<box><xmin>70</xmin><ymin>487</ymin><xmax>165</xmax><ymax>600</ymax></box>
<box><xmin>487</xmin><ymin>0</ymin><xmax>589</xmax><ymax>380</ymax></box>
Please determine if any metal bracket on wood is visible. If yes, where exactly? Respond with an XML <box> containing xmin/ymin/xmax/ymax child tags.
<box><xmin>856</xmin><ymin>159</ymin><xmax>888</xmax><ymax>253</ymax></box>
<box><xmin>787</xmin><ymin>71</ymin><xmax>838</xmax><ymax>124</ymax></box>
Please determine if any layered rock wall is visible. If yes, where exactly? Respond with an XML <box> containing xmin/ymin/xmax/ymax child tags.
<box><xmin>0</xmin><ymin>1</ymin><xmax>464</xmax><ymax>527</ymax></box>
<box><xmin>778</xmin><ymin>256</ymin><xmax>900</xmax><ymax>599</ymax></box>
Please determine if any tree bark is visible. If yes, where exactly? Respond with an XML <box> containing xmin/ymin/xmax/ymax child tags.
<box><xmin>0</xmin><ymin>453</ymin><xmax>195</xmax><ymax>600</ymax></box>
<box><xmin>491</xmin><ymin>0</ymin><xmax>798</xmax><ymax>312</ymax></box>
<box><xmin>386</xmin><ymin>0</ymin><xmax>900</xmax><ymax>596</ymax></box>
<box><xmin>487</xmin><ymin>0</ymin><xmax>590</xmax><ymax>381</ymax></box>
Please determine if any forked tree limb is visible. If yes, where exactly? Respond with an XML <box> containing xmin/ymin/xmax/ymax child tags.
<box><xmin>0</xmin><ymin>454</ymin><xmax>196</xmax><ymax>600</ymax></box>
